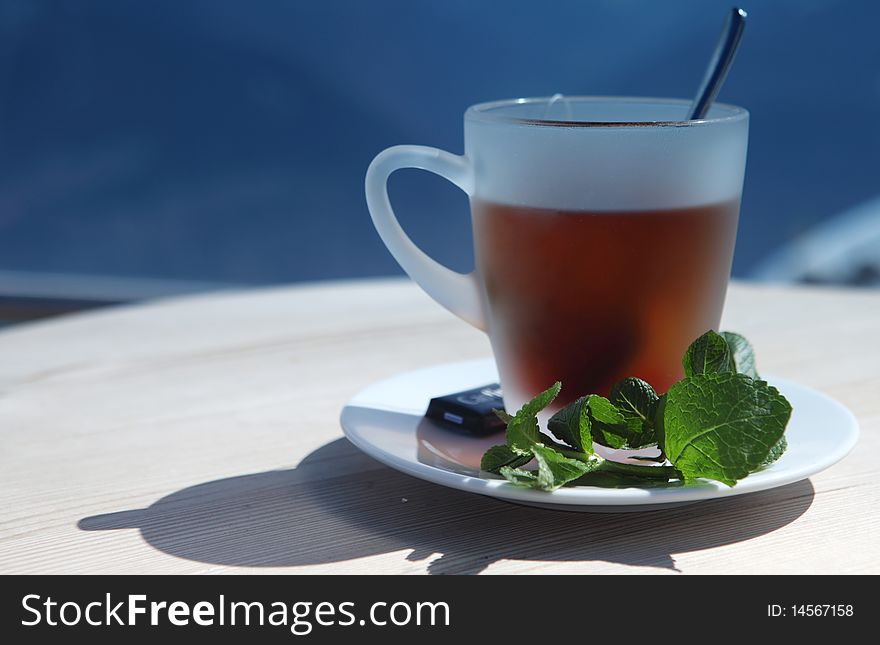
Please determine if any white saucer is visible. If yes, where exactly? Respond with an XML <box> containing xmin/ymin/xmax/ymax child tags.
<box><xmin>340</xmin><ymin>359</ymin><xmax>859</xmax><ymax>512</ymax></box>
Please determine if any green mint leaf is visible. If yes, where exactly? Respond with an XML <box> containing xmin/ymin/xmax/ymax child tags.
<box><xmin>721</xmin><ymin>331</ymin><xmax>760</xmax><ymax>379</ymax></box>
<box><xmin>610</xmin><ymin>377</ymin><xmax>659</xmax><ymax>423</ymax></box>
<box><xmin>498</xmin><ymin>445</ymin><xmax>602</xmax><ymax>491</ymax></box>
<box><xmin>660</xmin><ymin>372</ymin><xmax>792</xmax><ymax>486</ymax></box>
<box><xmin>588</xmin><ymin>393</ymin><xmax>656</xmax><ymax>449</ymax></box>
<box><xmin>499</xmin><ymin>466</ymin><xmax>539</xmax><ymax>487</ymax></box>
<box><xmin>683</xmin><ymin>330</ymin><xmax>735</xmax><ymax>377</ymax></box>
<box><xmin>506</xmin><ymin>415</ymin><xmax>541</xmax><ymax>456</ymax></box>
<box><xmin>480</xmin><ymin>445</ymin><xmax>531</xmax><ymax>474</ymax></box>
<box><xmin>518</xmin><ymin>381</ymin><xmax>562</xmax><ymax>419</ymax></box>
<box><xmin>586</xmin><ymin>394</ymin><xmax>628</xmax><ymax>449</ymax></box>
<box><xmin>587</xmin><ymin>394</ymin><xmax>624</xmax><ymax>425</ymax></box>
<box><xmin>547</xmin><ymin>396</ymin><xmax>593</xmax><ymax>454</ymax></box>
<box><xmin>532</xmin><ymin>444</ymin><xmax>599</xmax><ymax>491</ymax></box>
<box><xmin>505</xmin><ymin>381</ymin><xmax>562</xmax><ymax>455</ymax></box>
<box><xmin>761</xmin><ymin>435</ymin><xmax>788</xmax><ymax>466</ymax></box>
<box><xmin>585</xmin><ymin>395</ymin><xmax>624</xmax><ymax>448</ymax></box>
<box><xmin>609</xmin><ymin>377</ymin><xmax>659</xmax><ymax>448</ymax></box>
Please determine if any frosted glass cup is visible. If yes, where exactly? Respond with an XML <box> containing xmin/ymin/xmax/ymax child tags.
<box><xmin>365</xmin><ymin>97</ymin><xmax>749</xmax><ymax>412</ymax></box>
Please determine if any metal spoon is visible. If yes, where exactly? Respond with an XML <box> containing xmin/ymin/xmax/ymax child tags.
<box><xmin>688</xmin><ymin>7</ymin><xmax>747</xmax><ymax>120</ymax></box>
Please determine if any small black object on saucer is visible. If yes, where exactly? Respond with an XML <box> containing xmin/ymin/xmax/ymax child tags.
<box><xmin>424</xmin><ymin>383</ymin><xmax>506</xmax><ymax>435</ymax></box>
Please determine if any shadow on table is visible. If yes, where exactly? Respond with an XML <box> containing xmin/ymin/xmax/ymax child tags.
<box><xmin>79</xmin><ymin>437</ymin><xmax>815</xmax><ymax>574</ymax></box>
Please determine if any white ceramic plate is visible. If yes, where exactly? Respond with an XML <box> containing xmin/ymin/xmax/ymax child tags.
<box><xmin>340</xmin><ymin>359</ymin><xmax>859</xmax><ymax>512</ymax></box>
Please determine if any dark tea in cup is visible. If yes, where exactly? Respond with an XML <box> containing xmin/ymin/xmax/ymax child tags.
<box><xmin>473</xmin><ymin>199</ymin><xmax>739</xmax><ymax>405</ymax></box>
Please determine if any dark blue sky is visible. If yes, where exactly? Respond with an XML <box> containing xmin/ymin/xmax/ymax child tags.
<box><xmin>0</xmin><ymin>0</ymin><xmax>877</xmax><ymax>283</ymax></box>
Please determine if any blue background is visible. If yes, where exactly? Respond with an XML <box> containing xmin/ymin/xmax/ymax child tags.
<box><xmin>1</xmin><ymin>0</ymin><xmax>877</xmax><ymax>284</ymax></box>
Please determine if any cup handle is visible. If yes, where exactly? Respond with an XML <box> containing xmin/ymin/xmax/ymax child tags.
<box><xmin>365</xmin><ymin>145</ymin><xmax>485</xmax><ymax>331</ymax></box>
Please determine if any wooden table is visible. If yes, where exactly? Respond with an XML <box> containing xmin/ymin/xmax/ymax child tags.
<box><xmin>1</xmin><ymin>279</ymin><xmax>877</xmax><ymax>574</ymax></box>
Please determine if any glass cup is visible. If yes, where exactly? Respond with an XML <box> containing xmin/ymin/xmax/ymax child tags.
<box><xmin>365</xmin><ymin>96</ymin><xmax>749</xmax><ymax>412</ymax></box>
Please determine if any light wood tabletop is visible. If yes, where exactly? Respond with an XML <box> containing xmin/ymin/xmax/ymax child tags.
<box><xmin>1</xmin><ymin>278</ymin><xmax>877</xmax><ymax>574</ymax></box>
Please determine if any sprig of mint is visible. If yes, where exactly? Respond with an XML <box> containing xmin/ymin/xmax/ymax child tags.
<box><xmin>480</xmin><ymin>330</ymin><xmax>792</xmax><ymax>490</ymax></box>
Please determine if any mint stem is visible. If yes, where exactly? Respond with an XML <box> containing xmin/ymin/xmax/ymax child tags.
<box><xmin>555</xmin><ymin>447</ymin><xmax>595</xmax><ymax>461</ymax></box>
<box><xmin>600</xmin><ymin>461</ymin><xmax>681</xmax><ymax>480</ymax></box>
<box><xmin>555</xmin><ymin>447</ymin><xmax>679</xmax><ymax>480</ymax></box>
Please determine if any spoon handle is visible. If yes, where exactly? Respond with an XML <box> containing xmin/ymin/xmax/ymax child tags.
<box><xmin>688</xmin><ymin>7</ymin><xmax>747</xmax><ymax>120</ymax></box>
